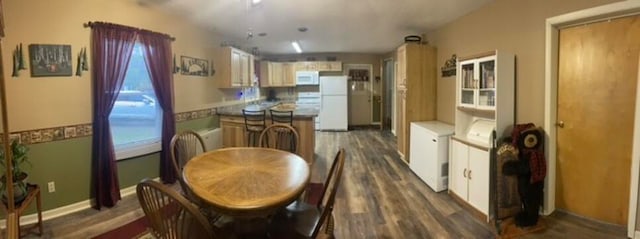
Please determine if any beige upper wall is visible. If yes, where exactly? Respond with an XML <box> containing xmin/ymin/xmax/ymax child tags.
<box><xmin>3</xmin><ymin>0</ymin><xmax>229</xmax><ymax>131</ymax></box>
<box><xmin>429</xmin><ymin>0</ymin><xmax>621</xmax><ymax>125</ymax></box>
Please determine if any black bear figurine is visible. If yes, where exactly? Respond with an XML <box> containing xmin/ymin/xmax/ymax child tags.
<box><xmin>503</xmin><ymin>124</ymin><xmax>546</xmax><ymax>227</ymax></box>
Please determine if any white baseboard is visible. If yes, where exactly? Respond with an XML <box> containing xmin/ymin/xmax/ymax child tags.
<box><xmin>634</xmin><ymin>230</ymin><xmax>640</xmax><ymax>239</ymax></box>
<box><xmin>0</xmin><ymin>177</ymin><xmax>159</xmax><ymax>228</ymax></box>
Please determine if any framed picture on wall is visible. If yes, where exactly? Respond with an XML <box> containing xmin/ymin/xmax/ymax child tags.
<box><xmin>28</xmin><ymin>44</ymin><xmax>73</xmax><ymax>77</ymax></box>
<box><xmin>180</xmin><ymin>56</ymin><xmax>209</xmax><ymax>76</ymax></box>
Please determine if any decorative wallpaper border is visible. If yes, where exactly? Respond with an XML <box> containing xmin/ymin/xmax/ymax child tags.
<box><xmin>7</xmin><ymin>123</ymin><xmax>93</xmax><ymax>145</ymax></box>
<box><xmin>174</xmin><ymin>108</ymin><xmax>217</xmax><ymax>122</ymax></box>
<box><xmin>6</xmin><ymin>107</ymin><xmax>219</xmax><ymax>145</ymax></box>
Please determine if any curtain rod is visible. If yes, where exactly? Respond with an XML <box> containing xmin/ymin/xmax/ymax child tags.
<box><xmin>83</xmin><ymin>21</ymin><xmax>176</xmax><ymax>41</ymax></box>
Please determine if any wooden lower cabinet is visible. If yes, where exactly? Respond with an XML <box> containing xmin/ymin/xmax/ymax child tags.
<box><xmin>219</xmin><ymin>115</ymin><xmax>316</xmax><ymax>164</ymax></box>
<box><xmin>220</xmin><ymin>116</ymin><xmax>246</xmax><ymax>148</ymax></box>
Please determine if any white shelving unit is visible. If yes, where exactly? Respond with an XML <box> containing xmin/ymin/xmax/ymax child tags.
<box><xmin>449</xmin><ymin>50</ymin><xmax>514</xmax><ymax>220</ymax></box>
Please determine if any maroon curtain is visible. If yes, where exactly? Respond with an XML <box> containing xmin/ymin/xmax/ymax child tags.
<box><xmin>138</xmin><ymin>31</ymin><xmax>177</xmax><ymax>183</ymax></box>
<box><xmin>91</xmin><ymin>22</ymin><xmax>138</xmax><ymax>209</ymax></box>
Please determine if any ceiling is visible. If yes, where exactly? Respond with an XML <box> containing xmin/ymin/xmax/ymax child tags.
<box><xmin>142</xmin><ymin>0</ymin><xmax>494</xmax><ymax>55</ymax></box>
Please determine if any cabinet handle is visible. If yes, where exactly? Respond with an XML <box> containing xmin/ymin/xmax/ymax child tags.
<box><xmin>468</xmin><ymin>170</ymin><xmax>472</xmax><ymax>180</ymax></box>
<box><xmin>463</xmin><ymin>168</ymin><xmax>467</xmax><ymax>178</ymax></box>
<box><xmin>432</xmin><ymin>139</ymin><xmax>437</xmax><ymax>142</ymax></box>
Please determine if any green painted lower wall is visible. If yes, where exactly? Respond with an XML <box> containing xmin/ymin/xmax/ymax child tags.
<box><xmin>16</xmin><ymin>115</ymin><xmax>219</xmax><ymax>215</ymax></box>
<box><xmin>177</xmin><ymin>116</ymin><xmax>219</xmax><ymax>132</ymax></box>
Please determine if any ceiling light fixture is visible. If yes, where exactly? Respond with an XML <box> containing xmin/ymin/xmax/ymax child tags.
<box><xmin>252</xmin><ymin>0</ymin><xmax>262</xmax><ymax>4</ymax></box>
<box><xmin>291</xmin><ymin>41</ymin><xmax>302</xmax><ymax>53</ymax></box>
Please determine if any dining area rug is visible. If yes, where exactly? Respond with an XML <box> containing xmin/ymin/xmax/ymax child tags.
<box><xmin>92</xmin><ymin>183</ymin><xmax>324</xmax><ymax>239</ymax></box>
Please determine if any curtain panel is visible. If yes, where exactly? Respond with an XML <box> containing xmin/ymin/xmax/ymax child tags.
<box><xmin>90</xmin><ymin>22</ymin><xmax>176</xmax><ymax>209</ymax></box>
<box><xmin>91</xmin><ymin>22</ymin><xmax>137</xmax><ymax>209</ymax></box>
<box><xmin>138</xmin><ymin>31</ymin><xmax>177</xmax><ymax>184</ymax></box>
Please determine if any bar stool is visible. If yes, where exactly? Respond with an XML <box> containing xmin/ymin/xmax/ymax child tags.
<box><xmin>270</xmin><ymin>109</ymin><xmax>294</xmax><ymax>126</ymax></box>
<box><xmin>268</xmin><ymin>109</ymin><xmax>297</xmax><ymax>154</ymax></box>
<box><xmin>242</xmin><ymin>109</ymin><xmax>267</xmax><ymax>147</ymax></box>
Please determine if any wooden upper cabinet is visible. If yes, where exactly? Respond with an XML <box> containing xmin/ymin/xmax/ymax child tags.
<box><xmin>282</xmin><ymin>63</ymin><xmax>296</xmax><ymax>86</ymax></box>
<box><xmin>217</xmin><ymin>47</ymin><xmax>254</xmax><ymax>88</ymax></box>
<box><xmin>316</xmin><ymin>61</ymin><xmax>342</xmax><ymax>71</ymax></box>
<box><xmin>260</xmin><ymin>61</ymin><xmax>295</xmax><ymax>87</ymax></box>
<box><xmin>295</xmin><ymin>61</ymin><xmax>318</xmax><ymax>71</ymax></box>
<box><xmin>294</xmin><ymin>61</ymin><xmax>342</xmax><ymax>72</ymax></box>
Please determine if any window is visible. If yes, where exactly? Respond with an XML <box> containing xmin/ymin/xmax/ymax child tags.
<box><xmin>109</xmin><ymin>43</ymin><xmax>162</xmax><ymax>160</ymax></box>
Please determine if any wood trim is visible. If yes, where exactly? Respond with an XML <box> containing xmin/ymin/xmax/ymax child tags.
<box><xmin>448</xmin><ymin>190</ymin><xmax>488</xmax><ymax>222</ymax></box>
<box><xmin>544</xmin><ymin>2</ymin><xmax>640</xmax><ymax>237</ymax></box>
<box><xmin>631</xmin><ymin>47</ymin><xmax>640</xmax><ymax>239</ymax></box>
<box><xmin>451</xmin><ymin>136</ymin><xmax>490</xmax><ymax>151</ymax></box>
<box><xmin>0</xmin><ymin>0</ymin><xmax>4</xmax><ymax>38</ymax></box>
<box><xmin>458</xmin><ymin>50</ymin><xmax>496</xmax><ymax>62</ymax></box>
<box><xmin>456</xmin><ymin>106</ymin><xmax>495</xmax><ymax>114</ymax></box>
<box><xmin>6</xmin><ymin>213</ymin><xmax>17</xmax><ymax>239</ymax></box>
<box><xmin>0</xmin><ymin>178</ymin><xmax>157</xmax><ymax>229</ymax></box>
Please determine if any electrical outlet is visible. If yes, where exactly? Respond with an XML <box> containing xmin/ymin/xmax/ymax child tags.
<box><xmin>48</xmin><ymin>181</ymin><xmax>55</xmax><ymax>193</ymax></box>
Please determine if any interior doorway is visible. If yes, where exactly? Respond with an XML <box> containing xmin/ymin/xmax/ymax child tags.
<box><xmin>344</xmin><ymin>64</ymin><xmax>373</xmax><ymax>126</ymax></box>
<box><xmin>556</xmin><ymin>15</ymin><xmax>639</xmax><ymax>225</ymax></box>
<box><xmin>545</xmin><ymin>2</ymin><xmax>640</xmax><ymax>237</ymax></box>
<box><xmin>383</xmin><ymin>58</ymin><xmax>394</xmax><ymax>131</ymax></box>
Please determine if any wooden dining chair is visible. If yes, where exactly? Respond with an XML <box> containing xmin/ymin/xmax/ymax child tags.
<box><xmin>242</xmin><ymin>109</ymin><xmax>267</xmax><ymax>147</ymax></box>
<box><xmin>170</xmin><ymin>131</ymin><xmax>221</xmax><ymax>223</ymax></box>
<box><xmin>170</xmin><ymin>131</ymin><xmax>206</xmax><ymax>201</ymax></box>
<box><xmin>259</xmin><ymin>123</ymin><xmax>300</xmax><ymax>156</ymax></box>
<box><xmin>136</xmin><ymin>179</ymin><xmax>218</xmax><ymax>239</ymax></box>
<box><xmin>269</xmin><ymin>148</ymin><xmax>345</xmax><ymax>239</ymax></box>
<box><xmin>170</xmin><ymin>130</ymin><xmax>206</xmax><ymax>178</ymax></box>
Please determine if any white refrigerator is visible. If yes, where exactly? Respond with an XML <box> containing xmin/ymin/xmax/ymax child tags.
<box><xmin>319</xmin><ymin>76</ymin><xmax>348</xmax><ymax>131</ymax></box>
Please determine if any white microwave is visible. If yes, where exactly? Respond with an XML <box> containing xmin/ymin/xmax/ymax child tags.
<box><xmin>296</xmin><ymin>71</ymin><xmax>319</xmax><ymax>85</ymax></box>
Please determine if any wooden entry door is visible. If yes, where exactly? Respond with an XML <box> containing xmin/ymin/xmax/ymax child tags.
<box><xmin>557</xmin><ymin>15</ymin><xmax>640</xmax><ymax>225</ymax></box>
<box><xmin>345</xmin><ymin>65</ymin><xmax>373</xmax><ymax>126</ymax></box>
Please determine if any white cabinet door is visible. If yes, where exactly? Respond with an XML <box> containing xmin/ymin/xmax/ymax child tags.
<box><xmin>467</xmin><ymin>146</ymin><xmax>489</xmax><ymax>215</ymax></box>
<box><xmin>449</xmin><ymin>140</ymin><xmax>468</xmax><ymax>200</ymax></box>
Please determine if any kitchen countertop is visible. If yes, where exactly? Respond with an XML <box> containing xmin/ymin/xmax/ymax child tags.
<box><xmin>216</xmin><ymin>101</ymin><xmax>319</xmax><ymax>118</ymax></box>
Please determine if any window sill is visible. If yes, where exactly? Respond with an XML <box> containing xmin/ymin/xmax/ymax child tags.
<box><xmin>115</xmin><ymin>141</ymin><xmax>161</xmax><ymax>161</ymax></box>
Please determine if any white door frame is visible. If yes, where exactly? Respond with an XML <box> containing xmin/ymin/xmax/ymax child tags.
<box><xmin>344</xmin><ymin>64</ymin><xmax>375</xmax><ymax>125</ymax></box>
<box><xmin>544</xmin><ymin>2</ymin><xmax>640</xmax><ymax>237</ymax></box>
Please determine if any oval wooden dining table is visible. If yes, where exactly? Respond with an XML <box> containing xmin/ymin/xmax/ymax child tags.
<box><xmin>182</xmin><ymin>147</ymin><xmax>310</xmax><ymax>218</ymax></box>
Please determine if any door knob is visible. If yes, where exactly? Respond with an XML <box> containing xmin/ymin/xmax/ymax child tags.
<box><xmin>556</xmin><ymin>121</ymin><xmax>565</xmax><ymax>128</ymax></box>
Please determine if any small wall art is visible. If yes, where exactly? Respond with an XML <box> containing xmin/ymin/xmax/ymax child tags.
<box><xmin>180</xmin><ymin>56</ymin><xmax>209</xmax><ymax>76</ymax></box>
<box><xmin>441</xmin><ymin>54</ymin><xmax>457</xmax><ymax>77</ymax></box>
<box><xmin>75</xmin><ymin>47</ymin><xmax>88</xmax><ymax>76</ymax></box>
<box><xmin>29</xmin><ymin>44</ymin><xmax>73</xmax><ymax>77</ymax></box>
<box><xmin>11</xmin><ymin>43</ymin><xmax>26</xmax><ymax>77</ymax></box>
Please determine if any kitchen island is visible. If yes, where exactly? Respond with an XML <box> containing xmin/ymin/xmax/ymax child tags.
<box><xmin>216</xmin><ymin>102</ymin><xmax>318</xmax><ymax>164</ymax></box>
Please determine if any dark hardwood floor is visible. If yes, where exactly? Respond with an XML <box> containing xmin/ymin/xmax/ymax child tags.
<box><xmin>23</xmin><ymin>129</ymin><xmax>626</xmax><ymax>238</ymax></box>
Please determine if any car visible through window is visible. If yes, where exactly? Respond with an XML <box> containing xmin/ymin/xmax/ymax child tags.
<box><xmin>111</xmin><ymin>91</ymin><xmax>157</xmax><ymax>121</ymax></box>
